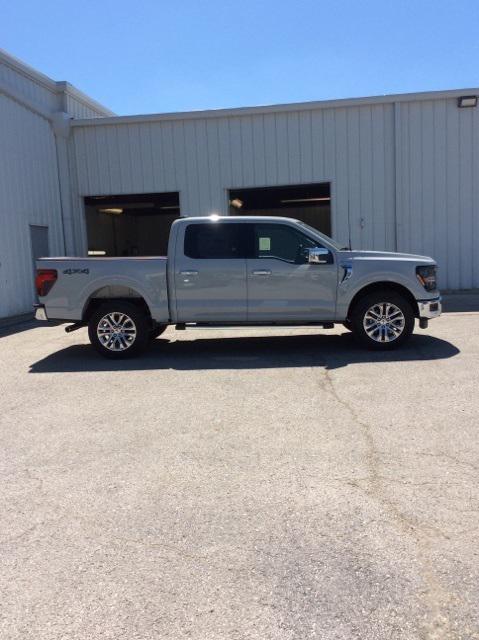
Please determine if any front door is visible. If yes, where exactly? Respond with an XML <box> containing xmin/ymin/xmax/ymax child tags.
<box><xmin>247</xmin><ymin>223</ymin><xmax>337</xmax><ymax>321</ymax></box>
<box><xmin>174</xmin><ymin>221</ymin><xmax>249</xmax><ymax>322</ymax></box>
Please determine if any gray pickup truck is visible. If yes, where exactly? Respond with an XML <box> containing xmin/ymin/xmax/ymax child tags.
<box><xmin>35</xmin><ymin>215</ymin><xmax>441</xmax><ymax>358</ymax></box>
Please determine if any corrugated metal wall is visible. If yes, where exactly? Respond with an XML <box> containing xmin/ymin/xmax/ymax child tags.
<box><xmin>0</xmin><ymin>52</ymin><xmax>114</xmax><ymax>318</ymax></box>
<box><xmin>64</xmin><ymin>92</ymin><xmax>112</xmax><ymax>120</ymax></box>
<box><xmin>396</xmin><ymin>99</ymin><xmax>479</xmax><ymax>290</ymax></box>
<box><xmin>0</xmin><ymin>61</ymin><xmax>56</xmax><ymax>115</ymax></box>
<box><xmin>1</xmin><ymin>62</ymin><xmax>477</xmax><ymax>321</ymax></box>
<box><xmin>0</xmin><ymin>94</ymin><xmax>64</xmax><ymax>317</ymax></box>
<box><xmin>71</xmin><ymin>103</ymin><xmax>396</xmax><ymax>253</ymax></box>
<box><xmin>70</xmin><ymin>96</ymin><xmax>479</xmax><ymax>289</ymax></box>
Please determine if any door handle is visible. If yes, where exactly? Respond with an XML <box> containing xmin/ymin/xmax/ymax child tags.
<box><xmin>252</xmin><ymin>270</ymin><xmax>272</xmax><ymax>276</ymax></box>
<box><xmin>180</xmin><ymin>270</ymin><xmax>199</xmax><ymax>276</ymax></box>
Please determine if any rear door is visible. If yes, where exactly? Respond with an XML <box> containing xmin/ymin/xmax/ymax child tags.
<box><xmin>174</xmin><ymin>222</ymin><xmax>249</xmax><ymax>322</ymax></box>
<box><xmin>247</xmin><ymin>222</ymin><xmax>337</xmax><ymax>321</ymax></box>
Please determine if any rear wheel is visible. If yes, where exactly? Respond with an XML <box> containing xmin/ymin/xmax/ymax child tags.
<box><xmin>88</xmin><ymin>301</ymin><xmax>150</xmax><ymax>358</ymax></box>
<box><xmin>350</xmin><ymin>290</ymin><xmax>414</xmax><ymax>350</ymax></box>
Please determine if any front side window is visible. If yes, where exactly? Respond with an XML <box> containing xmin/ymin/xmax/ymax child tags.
<box><xmin>184</xmin><ymin>223</ymin><xmax>249</xmax><ymax>259</ymax></box>
<box><xmin>254</xmin><ymin>224</ymin><xmax>321</xmax><ymax>264</ymax></box>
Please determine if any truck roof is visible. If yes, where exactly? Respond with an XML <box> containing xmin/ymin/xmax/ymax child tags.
<box><xmin>176</xmin><ymin>215</ymin><xmax>301</xmax><ymax>224</ymax></box>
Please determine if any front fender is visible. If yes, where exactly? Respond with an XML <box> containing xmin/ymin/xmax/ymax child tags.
<box><xmin>335</xmin><ymin>268</ymin><xmax>421</xmax><ymax>320</ymax></box>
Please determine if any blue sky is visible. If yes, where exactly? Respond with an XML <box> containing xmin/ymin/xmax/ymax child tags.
<box><xmin>2</xmin><ymin>0</ymin><xmax>478</xmax><ymax>115</ymax></box>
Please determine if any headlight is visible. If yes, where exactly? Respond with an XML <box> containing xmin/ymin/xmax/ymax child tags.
<box><xmin>416</xmin><ymin>265</ymin><xmax>437</xmax><ymax>291</ymax></box>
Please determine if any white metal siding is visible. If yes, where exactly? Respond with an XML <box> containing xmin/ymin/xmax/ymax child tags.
<box><xmin>0</xmin><ymin>61</ymin><xmax>56</xmax><ymax>115</ymax></box>
<box><xmin>64</xmin><ymin>93</ymin><xmax>110</xmax><ymax>119</ymax></box>
<box><xmin>71</xmin><ymin>103</ymin><xmax>396</xmax><ymax>253</ymax></box>
<box><xmin>71</xmin><ymin>95</ymin><xmax>479</xmax><ymax>289</ymax></box>
<box><xmin>396</xmin><ymin>98</ymin><xmax>479</xmax><ymax>289</ymax></box>
<box><xmin>0</xmin><ymin>94</ymin><xmax>64</xmax><ymax>317</ymax></box>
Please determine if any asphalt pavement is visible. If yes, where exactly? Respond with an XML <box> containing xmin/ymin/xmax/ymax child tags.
<box><xmin>1</xmin><ymin>298</ymin><xmax>478</xmax><ymax>639</ymax></box>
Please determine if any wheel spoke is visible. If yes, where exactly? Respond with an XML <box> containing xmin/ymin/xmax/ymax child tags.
<box><xmin>363</xmin><ymin>301</ymin><xmax>405</xmax><ymax>344</ymax></box>
<box><xmin>97</xmin><ymin>312</ymin><xmax>137</xmax><ymax>351</ymax></box>
<box><xmin>388</xmin><ymin>310</ymin><xmax>402</xmax><ymax>320</ymax></box>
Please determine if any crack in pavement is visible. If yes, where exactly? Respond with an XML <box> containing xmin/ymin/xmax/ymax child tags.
<box><xmin>316</xmin><ymin>366</ymin><xmax>466</xmax><ymax>640</ymax></box>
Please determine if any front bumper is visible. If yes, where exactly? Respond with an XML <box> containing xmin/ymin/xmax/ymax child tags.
<box><xmin>34</xmin><ymin>304</ymin><xmax>48</xmax><ymax>321</ymax></box>
<box><xmin>417</xmin><ymin>296</ymin><xmax>442</xmax><ymax>319</ymax></box>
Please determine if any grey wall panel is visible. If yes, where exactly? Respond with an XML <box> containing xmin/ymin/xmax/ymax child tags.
<box><xmin>396</xmin><ymin>98</ymin><xmax>479</xmax><ymax>288</ymax></box>
<box><xmin>65</xmin><ymin>93</ymin><xmax>108</xmax><ymax>119</ymax></box>
<box><xmin>71</xmin><ymin>102</ymin><xmax>397</xmax><ymax>252</ymax></box>
<box><xmin>0</xmin><ymin>61</ymin><xmax>56</xmax><ymax>114</ymax></box>
<box><xmin>240</xmin><ymin>116</ymin><xmax>255</xmax><ymax>187</ymax></box>
<box><xmin>298</xmin><ymin>110</ymin><xmax>313</xmax><ymax>182</ymax></box>
<box><xmin>252</xmin><ymin>115</ymin><xmax>267</xmax><ymax>186</ymax></box>
<box><xmin>0</xmin><ymin>94</ymin><xmax>63</xmax><ymax>317</ymax></box>
<box><xmin>263</xmin><ymin>113</ymin><xmax>277</xmax><ymax>185</ymax></box>
<box><xmin>70</xmin><ymin>97</ymin><xmax>478</xmax><ymax>287</ymax></box>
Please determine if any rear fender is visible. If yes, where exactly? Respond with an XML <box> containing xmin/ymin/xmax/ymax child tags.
<box><xmin>80</xmin><ymin>276</ymin><xmax>157</xmax><ymax>321</ymax></box>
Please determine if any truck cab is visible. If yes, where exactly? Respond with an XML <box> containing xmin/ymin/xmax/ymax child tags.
<box><xmin>170</xmin><ymin>217</ymin><xmax>337</xmax><ymax>323</ymax></box>
<box><xmin>35</xmin><ymin>216</ymin><xmax>442</xmax><ymax>358</ymax></box>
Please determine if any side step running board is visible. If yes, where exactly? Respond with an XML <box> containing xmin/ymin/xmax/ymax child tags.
<box><xmin>175</xmin><ymin>322</ymin><xmax>335</xmax><ymax>330</ymax></box>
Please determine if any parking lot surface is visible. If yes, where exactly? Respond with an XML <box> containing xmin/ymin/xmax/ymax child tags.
<box><xmin>1</xmin><ymin>299</ymin><xmax>478</xmax><ymax>639</ymax></box>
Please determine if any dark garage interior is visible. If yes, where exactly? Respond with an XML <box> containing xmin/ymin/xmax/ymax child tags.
<box><xmin>228</xmin><ymin>183</ymin><xmax>331</xmax><ymax>235</ymax></box>
<box><xmin>84</xmin><ymin>193</ymin><xmax>180</xmax><ymax>256</ymax></box>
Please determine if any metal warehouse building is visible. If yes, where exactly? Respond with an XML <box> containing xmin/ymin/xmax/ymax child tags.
<box><xmin>1</xmin><ymin>49</ymin><xmax>479</xmax><ymax>321</ymax></box>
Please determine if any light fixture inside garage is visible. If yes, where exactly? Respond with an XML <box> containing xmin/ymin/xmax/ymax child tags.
<box><xmin>98</xmin><ymin>207</ymin><xmax>123</xmax><ymax>214</ymax></box>
<box><xmin>458</xmin><ymin>95</ymin><xmax>478</xmax><ymax>108</ymax></box>
<box><xmin>280</xmin><ymin>197</ymin><xmax>331</xmax><ymax>204</ymax></box>
<box><xmin>229</xmin><ymin>198</ymin><xmax>243</xmax><ymax>209</ymax></box>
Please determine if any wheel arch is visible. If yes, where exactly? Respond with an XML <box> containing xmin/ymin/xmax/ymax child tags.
<box><xmin>346</xmin><ymin>282</ymin><xmax>419</xmax><ymax>319</ymax></box>
<box><xmin>82</xmin><ymin>286</ymin><xmax>152</xmax><ymax>322</ymax></box>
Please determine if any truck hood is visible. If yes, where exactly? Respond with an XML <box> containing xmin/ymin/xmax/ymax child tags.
<box><xmin>338</xmin><ymin>249</ymin><xmax>436</xmax><ymax>264</ymax></box>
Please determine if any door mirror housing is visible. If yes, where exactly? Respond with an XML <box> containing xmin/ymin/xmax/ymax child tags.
<box><xmin>308</xmin><ymin>247</ymin><xmax>331</xmax><ymax>264</ymax></box>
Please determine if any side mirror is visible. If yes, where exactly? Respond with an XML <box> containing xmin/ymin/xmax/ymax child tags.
<box><xmin>308</xmin><ymin>247</ymin><xmax>330</xmax><ymax>264</ymax></box>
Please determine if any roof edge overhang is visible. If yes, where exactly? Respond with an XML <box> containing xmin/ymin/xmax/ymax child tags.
<box><xmin>71</xmin><ymin>87</ymin><xmax>479</xmax><ymax>128</ymax></box>
<box><xmin>0</xmin><ymin>48</ymin><xmax>114</xmax><ymax>118</ymax></box>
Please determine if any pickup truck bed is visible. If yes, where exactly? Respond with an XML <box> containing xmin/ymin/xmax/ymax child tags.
<box><xmin>35</xmin><ymin>256</ymin><xmax>170</xmax><ymax>323</ymax></box>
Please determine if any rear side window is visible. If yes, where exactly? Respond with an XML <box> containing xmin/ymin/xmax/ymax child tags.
<box><xmin>184</xmin><ymin>223</ymin><xmax>250</xmax><ymax>259</ymax></box>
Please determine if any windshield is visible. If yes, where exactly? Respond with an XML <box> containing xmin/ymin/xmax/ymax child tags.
<box><xmin>296</xmin><ymin>221</ymin><xmax>346</xmax><ymax>251</ymax></box>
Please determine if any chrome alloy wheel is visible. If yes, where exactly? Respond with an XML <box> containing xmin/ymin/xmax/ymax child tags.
<box><xmin>97</xmin><ymin>312</ymin><xmax>137</xmax><ymax>351</ymax></box>
<box><xmin>363</xmin><ymin>302</ymin><xmax>406</xmax><ymax>343</ymax></box>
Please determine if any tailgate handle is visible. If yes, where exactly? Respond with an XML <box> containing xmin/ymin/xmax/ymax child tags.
<box><xmin>252</xmin><ymin>269</ymin><xmax>271</xmax><ymax>276</ymax></box>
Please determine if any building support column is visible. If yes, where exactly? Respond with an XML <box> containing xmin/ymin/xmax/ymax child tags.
<box><xmin>52</xmin><ymin>111</ymin><xmax>76</xmax><ymax>255</ymax></box>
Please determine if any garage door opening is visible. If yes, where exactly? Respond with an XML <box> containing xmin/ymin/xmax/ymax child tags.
<box><xmin>84</xmin><ymin>193</ymin><xmax>180</xmax><ymax>256</ymax></box>
<box><xmin>228</xmin><ymin>183</ymin><xmax>331</xmax><ymax>235</ymax></box>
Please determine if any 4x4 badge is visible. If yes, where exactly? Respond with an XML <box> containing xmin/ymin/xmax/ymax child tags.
<box><xmin>63</xmin><ymin>268</ymin><xmax>89</xmax><ymax>275</ymax></box>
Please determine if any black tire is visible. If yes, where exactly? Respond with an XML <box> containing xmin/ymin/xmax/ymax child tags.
<box><xmin>350</xmin><ymin>289</ymin><xmax>414</xmax><ymax>350</ymax></box>
<box><xmin>150</xmin><ymin>323</ymin><xmax>167</xmax><ymax>340</ymax></box>
<box><xmin>88</xmin><ymin>301</ymin><xmax>150</xmax><ymax>359</ymax></box>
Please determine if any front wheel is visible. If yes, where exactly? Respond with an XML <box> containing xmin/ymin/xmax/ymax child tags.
<box><xmin>88</xmin><ymin>302</ymin><xmax>150</xmax><ymax>358</ymax></box>
<box><xmin>350</xmin><ymin>290</ymin><xmax>414</xmax><ymax>350</ymax></box>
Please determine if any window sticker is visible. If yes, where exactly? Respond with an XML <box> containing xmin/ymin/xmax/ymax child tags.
<box><xmin>259</xmin><ymin>237</ymin><xmax>271</xmax><ymax>251</ymax></box>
